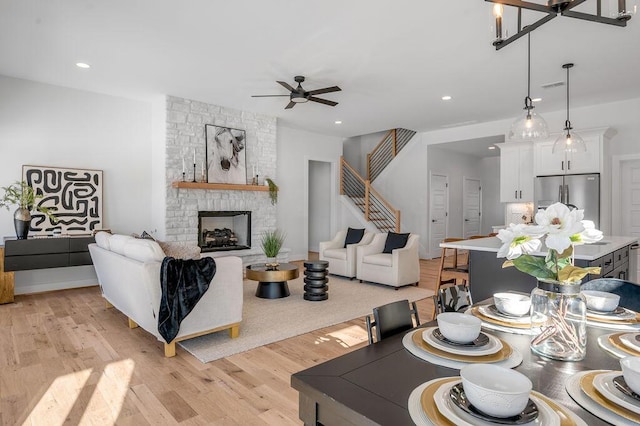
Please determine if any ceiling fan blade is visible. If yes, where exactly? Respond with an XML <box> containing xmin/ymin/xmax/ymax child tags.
<box><xmin>308</xmin><ymin>96</ymin><xmax>338</xmax><ymax>107</ymax></box>
<box><xmin>251</xmin><ymin>95</ymin><xmax>290</xmax><ymax>97</ymax></box>
<box><xmin>277</xmin><ymin>81</ymin><xmax>295</xmax><ymax>92</ymax></box>
<box><xmin>307</xmin><ymin>86</ymin><xmax>341</xmax><ymax>96</ymax></box>
<box><xmin>285</xmin><ymin>101</ymin><xmax>296</xmax><ymax>109</ymax></box>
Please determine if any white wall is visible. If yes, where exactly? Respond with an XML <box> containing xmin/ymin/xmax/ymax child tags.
<box><xmin>479</xmin><ymin>156</ymin><xmax>502</xmax><ymax>234</ymax></box>
<box><xmin>276</xmin><ymin>125</ymin><xmax>344</xmax><ymax>260</ymax></box>
<box><xmin>308</xmin><ymin>160</ymin><xmax>331</xmax><ymax>251</ymax></box>
<box><xmin>0</xmin><ymin>76</ymin><xmax>153</xmax><ymax>293</ymax></box>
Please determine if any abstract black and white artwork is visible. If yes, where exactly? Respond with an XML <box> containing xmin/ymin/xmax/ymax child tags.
<box><xmin>23</xmin><ymin>165</ymin><xmax>103</xmax><ymax>235</ymax></box>
<box><xmin>205</xmin><ymin>124</ymin><xmax>247</xmax><ymax>184</ymax></box>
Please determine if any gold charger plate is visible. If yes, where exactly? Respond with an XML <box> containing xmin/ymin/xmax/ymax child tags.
<box><xmin>420</xmin><ymin>377</ymin><xmax>577</xmax><ymax>426</ymax></box>
<box><xmin>420</xmin><ymin>377</ymin><xmax>458</xmax><ymax>426</ymax></box>
<box><xmin>608</xmin><ymin>333</ymin><xmax>640</xmax><ymax>357</ymax></box>
<box><xmin>579</xmin><ymin>370</ymin><xmax>640</xmax><ymax>423</ymax></box>
<box><xmin>470</xmin><ymin>306</ymin><xmax>531</xmax><ymax>329</ymax></box>
<box><xmin>412</xmin><ymin>330</ymin><xmax>513</xmax><ymax>363</ymax></box>
<box><xmin>587</xmin><ymin>311</ymin><xmax>640</xmax><ymax>325</ymax></box>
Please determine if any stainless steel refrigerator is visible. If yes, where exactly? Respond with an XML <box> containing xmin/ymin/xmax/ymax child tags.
<box><xmin>534</xmin><ymin>174</ymin><xmax>600</xmax><ymax>228</ymax></box>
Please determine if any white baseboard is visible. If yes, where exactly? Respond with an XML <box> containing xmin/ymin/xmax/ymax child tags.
<box><xmin>15</xmin><ymin>279</ymin><xmax>99</xmax><ymax>295</ymax></box>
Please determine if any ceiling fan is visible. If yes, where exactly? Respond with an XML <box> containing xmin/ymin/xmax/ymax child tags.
<box><xmin>252</xmin><ymin>76</ymin><xmax>341</xmax><ymax>109</ymax></box>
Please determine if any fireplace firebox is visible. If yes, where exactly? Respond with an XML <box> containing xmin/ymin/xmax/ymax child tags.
<box><xmin>198</xmin><ymin>211</ymin><xmax>251</xmax><ymax>252</ymax></box>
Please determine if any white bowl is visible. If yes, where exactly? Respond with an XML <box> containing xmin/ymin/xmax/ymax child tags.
<box><xmin>581</xmin><ymin>290</ymin><xmax>620</xmax><ymax>312</ymax></box>
<box><xmin>436</xmin><ymin>312</ymin><xmax>481</xmax><ymax>344</ymax></box>
<box><xmin>460</xmin><ymin>364</ymin><xmax>533</xmax><ymax>418</ymax></box>
<box><xmin>493</xmin><ymin>293</ymin><xmax>531</xmax><ymax>317</ymax></box>
<box><xmin>621</xmin><ymin>356</ymin><xmax>640</xmax><ymax>395</ymax></box>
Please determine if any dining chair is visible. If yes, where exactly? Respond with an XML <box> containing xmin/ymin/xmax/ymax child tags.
<box><xmin>366</xmin><ymin>299</ymin><xmax>420</xmax><ymax>344</ymax></box>
<box><xmin>581</xmin><ymin>278</ymin><xmax>640</xmax><ymax>312</ymax></box>
<box><xmin>432</xmin><ymin>238</ymin><xmax>471</xmax><ymax>318</ymax></box>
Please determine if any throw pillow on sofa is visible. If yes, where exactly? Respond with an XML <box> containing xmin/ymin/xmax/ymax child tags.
<box><xmin>123</xmin><ymin>238</ymin><xmax>166</xmax><ymax>263</ymax></box>
<box><xmin>344</xmin><ymin>227</ymin><xmax>365</xmax><ymax>247</ymax></box>
<box><xmin>382</xmin><ymin>232</ymin><xmax>410</xmax><ymax>254</ymax></box>
<box><xmin>157</xmin><ymin>241</ymin><xmax>201</xmax><ymax>260</ymax></box>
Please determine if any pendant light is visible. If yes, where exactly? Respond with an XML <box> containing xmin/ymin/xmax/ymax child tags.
<box><xmin>508</xmin><ymin>32</ymin><xmax>549</xmax><ymax>141</ymax></box>
<box><xmin>552</xmin><ymin>63</ymin><xmax>586</xmax><ymax>154</ymax></box>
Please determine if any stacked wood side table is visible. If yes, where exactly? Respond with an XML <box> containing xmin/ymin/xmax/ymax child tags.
<box><xmin>303</xmin><ymin>260</ymin><xmax>329</xmax><ymax>301</ymax></box>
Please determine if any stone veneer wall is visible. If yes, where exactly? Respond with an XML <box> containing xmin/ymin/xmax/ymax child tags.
<box><xmin>164</xmin><ymin>95</ymin><xmax>281</xmax><ymax>263</ymax></box>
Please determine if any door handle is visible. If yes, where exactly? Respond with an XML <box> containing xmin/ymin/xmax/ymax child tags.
<box><xmin>432</xmin><ymin>219</ymin><xmax>436</xmax><ymax>223</ymax></box>
<box><xmin>562</xmin><ymin>160</ymin><xmax>564</xmax><ymax>171</ymax></box>
<box><xmin>465</xmin><ymin>219</ymin><xmax>470</xmax><ymax>222</ymax></box>
<box><xmin>567</xmin><ymin>160</ymin><xmax>571</xmax><ymax>170</ymax></box>
<box><xmin>519</xmin><ymin>190</ymin><xmax>522</xmax><ymax>199</ymax></box>
<box><xmin>558</xmin><ymin>185</ymin><xmax>563</xmax><ymax>203</ymax></box>
<box><xmin>565</xmin><ymin>185</ymin><xmax>569</xmax><ymax>204</ymax></box>
<box><xmin>515</xmin><ymin>190</ymin><xmax>517</xmax><ymax>199</ymax></box>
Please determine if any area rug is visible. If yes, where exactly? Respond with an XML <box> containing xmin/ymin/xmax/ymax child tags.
<box><xmin>178</xmin><ymin>274</ymin><xmax>433</xmax><ymax>363</ymax></box>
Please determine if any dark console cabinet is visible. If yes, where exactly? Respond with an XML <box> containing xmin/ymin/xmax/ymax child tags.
<box><xmin>3</xmin><ymin>236</ymin><xmax>95</xmax><ymax>272</ymax></box>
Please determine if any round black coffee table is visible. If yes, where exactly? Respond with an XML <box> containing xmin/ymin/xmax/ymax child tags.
<box><xmin>245</xmin><ymin>263</ymin><xmax>299</xmax><ymax>299</ymax></box>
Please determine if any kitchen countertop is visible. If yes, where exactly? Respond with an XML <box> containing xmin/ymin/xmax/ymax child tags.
<box><xmin>441</xmin><ymin>235</ymin><xmax>638</xmax><ymax>261</ymax></box>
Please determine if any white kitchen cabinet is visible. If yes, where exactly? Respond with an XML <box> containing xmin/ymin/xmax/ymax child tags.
<box><xmin>498</xmin><ymin>142</ymin><xmax>534</xmax><ymax>203</ymax></box>
<box><xmin>534</xmin><ymin>132</ymin><xmax>601</xmax><ymax>176</ymax></box>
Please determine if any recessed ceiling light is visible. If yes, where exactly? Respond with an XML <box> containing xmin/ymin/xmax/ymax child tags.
<box><xmin>441</xmin><ymin>95</ymin><xmax>452</xmax><ymax>101</ymax></box>
<box><xmin>488</xmin><ymin>146</ymin><xmax>496</xmax><ymax>150</ymax></box>
<box><xmin>334</xmin><ymin>120</ymin><xmax>342</xmax><ymax>124</ymax></box>
<box><xmin>532</xmin><ymin>98</ymin><xmax>542</xmax><ymax>102</ymax></box>
<box><xmin>75</xmin><ymin>62</ymin><xmax>91</xmax><ymax>69</ymax></box>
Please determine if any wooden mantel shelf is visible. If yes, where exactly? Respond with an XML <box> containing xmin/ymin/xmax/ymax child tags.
<box><xmin>172</xmin><ymin>181</ymin><xmax>270</xmax><ymax>192</ymax></box>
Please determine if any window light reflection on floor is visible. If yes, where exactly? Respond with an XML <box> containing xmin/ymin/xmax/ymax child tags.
<box><xmin>323</xmin><ymin>325</ymin><xmax>369</xmax><ymax>348</ymax></box>
<box><xmin>24</xmin><ymin>359</ymin><xmax>135</xmax><ymax>425</ymax></box>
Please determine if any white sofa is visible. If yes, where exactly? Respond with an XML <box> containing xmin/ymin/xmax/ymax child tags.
<box><xmin>319</xmin><ymin>229</ymin><xmax>374</xmax><ymax>279</ymax></box>
<box><xmin>89</xmin><ymin>233</ymin><xmax>243</xmax><ymax>357</ymax></box>
<box><xmin>356</xmin><ymin>233</ymin><xmax>421</xmax><ymax>288</ymax></box>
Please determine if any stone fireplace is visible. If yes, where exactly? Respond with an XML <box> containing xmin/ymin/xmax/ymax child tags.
<box><xmin>199</xmin><ymin>211</ymin><xmax>251</xmax><ymax>252</ymax></box>
<box><xmin>164</xmin><ymin>95</ymin><xmax>288</xmax><ymax>265</ymax></box>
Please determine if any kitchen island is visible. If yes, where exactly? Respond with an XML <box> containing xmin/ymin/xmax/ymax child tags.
<box><xmin>441</xmin><ymin>236</ymin><xmax>638</xmax><ymax>303</ymax></box>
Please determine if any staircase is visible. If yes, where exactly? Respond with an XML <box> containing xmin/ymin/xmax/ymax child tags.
<box><xmin>340</xmin><ymin>128</ymin><xmax>417</xmax><ymax>232</ymax></box>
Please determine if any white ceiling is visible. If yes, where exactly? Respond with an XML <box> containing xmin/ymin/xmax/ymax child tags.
<box><xmin>1</xmin><ymin>1</ymin><xmax>639</xmax><ymax>139</ymax></box>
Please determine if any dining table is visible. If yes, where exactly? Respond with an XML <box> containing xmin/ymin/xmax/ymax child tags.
<box><xmin>291</xmin><ymin>305</ymin><xmax>628</xmax><ymax>426</ymax></box>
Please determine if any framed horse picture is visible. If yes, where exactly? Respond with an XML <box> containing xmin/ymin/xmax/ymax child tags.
<box><xmin>205</xmin><ymin>124</ymin><xmax>247</xmax><ymax>184</ymax></box>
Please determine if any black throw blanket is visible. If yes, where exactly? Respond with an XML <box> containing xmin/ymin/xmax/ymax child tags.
<box><xmin>158</xmin><ymin>256</ymin><xmax>217</xmax><ymax>343</ymax></box>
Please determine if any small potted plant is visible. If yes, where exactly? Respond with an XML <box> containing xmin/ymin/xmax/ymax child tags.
<box><xmin>0</xmin><ymin>180</ymin><xmax>57</xmax><ymax>239</ymax></box>
<box><xmin>261</xmin><ymin>229</ymin><xmax>285</xmax><ymax>269</ymax></box>
<box><xmin>265</xmin><ymin>178</ymin><xmax>278</xmax><ymax>205</ymax></box>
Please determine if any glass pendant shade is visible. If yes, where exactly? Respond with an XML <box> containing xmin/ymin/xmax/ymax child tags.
<box><xmin>552</xmin><ymin>129</ymin><xmax>586</xmax><ymax>153</ymax></box>
<box><xmin>509</xmin><ymin>110</ymin><xmax>549</xmax><ymax>141</ymax></box>
<box><xmin>509</xmin><ymin>33</ymin><xmax>548</xmax><ymax>141</ymax></box>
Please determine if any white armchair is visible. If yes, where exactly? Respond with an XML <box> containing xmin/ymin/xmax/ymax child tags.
<box><xmin>319</xmin><ymin>229</ymin><xmax>374</xmax><ymax>279</ymax></box>
<box><xmin>356</xmin><ymin>233</ymin><xmax>420</xmax><ymax>288</ymax></box>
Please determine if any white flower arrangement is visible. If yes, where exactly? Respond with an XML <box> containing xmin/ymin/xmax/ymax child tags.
<box><xmin>497</xmin><ymin>202</ymin><xmax>604</xmax><ymax>283</ymax></box>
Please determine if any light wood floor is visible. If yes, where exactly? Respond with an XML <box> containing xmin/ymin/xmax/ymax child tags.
<box><xmin>0</xmin><ymin>257</ymin><xmax>442</xmax><ymax>425</ymax></box>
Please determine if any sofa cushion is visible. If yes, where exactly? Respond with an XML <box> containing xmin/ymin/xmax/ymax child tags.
<box><xmin>344</xmin><ymin>227</ymin><xmax>365</xmax><ymax>247</ymax></box>
<box><xmin>324</xmin><ymin>248</ymin><xmax>347</xmax><ymax>260</ymax></box>
<box><xmin>110</xmin><ymin>234</ymin><xmax>135</xmax><ymax>255</ymax></box>
<box><xmin>363</xmin><ymin>253</ymin><xmax>393</xmax><ymax>267</ymax></box>
<box><xmin>383</xmin><ymin>232</ymin><xmax>410</xmax><ymax>254</ymax></box>
<box><xmin>95</xmin><ymin>231</ymin><xmax>112</xmax><ymax>250</ymax></box>
<box><xmin>122</xmin><ymin>238</ymin><xmax>165</xmax><ymax>263</ymax></box>
<box><xmin>158</xmin><ymin>241</ymin><xmax>201</xmax><ymax>260</ymax></box>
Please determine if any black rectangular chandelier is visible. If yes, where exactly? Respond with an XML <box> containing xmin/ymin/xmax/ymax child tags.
<box><xmin>487</xmin><ymin>0</ymin><xmax>634</xmax><ymax>49</ymax></box>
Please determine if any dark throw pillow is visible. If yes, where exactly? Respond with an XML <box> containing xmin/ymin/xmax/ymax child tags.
<box><xmin>343</xmin><ymin>227</ymin><xmax>365</xmax><ymax>247</ymax></box>
<box><xmin>382</xmin><ymin>232</ymin><xmax>410</xmax><ymax>254</ymax></box>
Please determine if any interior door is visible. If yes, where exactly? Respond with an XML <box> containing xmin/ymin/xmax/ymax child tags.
<box><xmin>621</xmin><ymin>159</ymin><xmax>640</xmax><ymax>281</ymax></box>
<box><xmin>463</xmin><ymin>177</ymin><xmax>481</xmax><ymax>238</ymax></box>
<box><xmin>429</xmin><ymin>173</ymin><xmax>448</xmax><ymax>258</ymax></box>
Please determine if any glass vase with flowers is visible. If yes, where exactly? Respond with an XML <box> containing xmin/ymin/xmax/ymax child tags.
<box><xmin>497</xmin><ymin>202</ymin><xmax>603</xmax><ymax>361</ymax></box>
